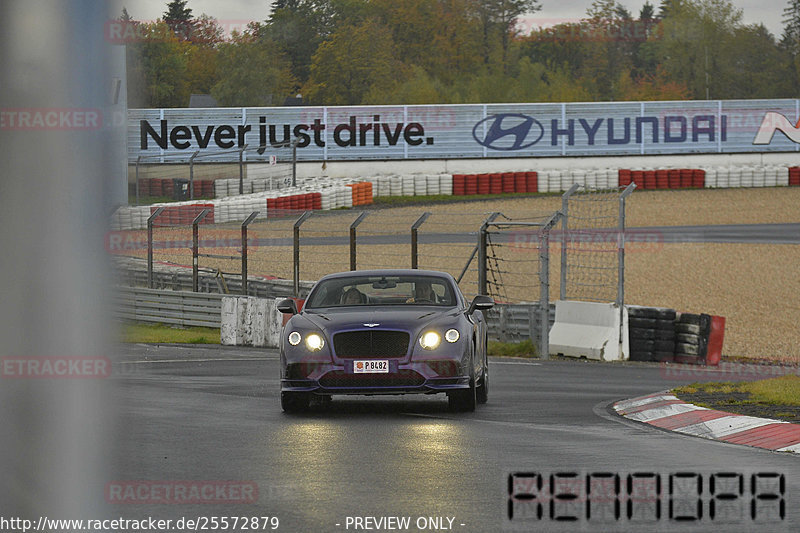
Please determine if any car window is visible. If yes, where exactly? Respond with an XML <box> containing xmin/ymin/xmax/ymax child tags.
<box><xmin>305</xmin><ymin>275</ymin><xmax>456</xmax><ymax>308</ymax></box>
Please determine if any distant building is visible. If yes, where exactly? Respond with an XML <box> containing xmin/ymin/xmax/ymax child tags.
<box><xmin>189</xmin><ymin>94</ymin><xmax>218</xmax><ymax>108</ymax></box>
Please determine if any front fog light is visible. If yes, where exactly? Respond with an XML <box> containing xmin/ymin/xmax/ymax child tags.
<box><xmin>288</xmin><ymin>331</ymin><xmax>302</xmax><ymax>346</ymax></box>
<box><xmin>305</xmin><ymin>333</ymin><xmax>324</xmax><ymax>351</ymax></box>
<box><xmin>419</xmin><ymin>331</ymin><xmax>441</xmax><ymax>350</ymax></box>
<box><xmin>445</xmin><ymin>329</ymin><xmax>460</xmax><ymax>343</ymax></box>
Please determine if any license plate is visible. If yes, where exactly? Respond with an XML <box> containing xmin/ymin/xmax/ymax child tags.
<box><xmin>353</xmin><ymin>360</ymin><xmax>389</xmax><ymax>373</ymax></box>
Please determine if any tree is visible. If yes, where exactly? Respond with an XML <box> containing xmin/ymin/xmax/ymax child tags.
<box><xmin>468</xmin><ymin>0</ymin><xmax>541</xmax><ymax>70</ymax></box>
<box><xmin>211</xmin><ymin>28</ymin><xmax>296</xmax><ymax>106</ymax></box>
<box><xmin>127</xmin><ymin>21</ymin><xmax>189</xmax><ymax>107</ymax></box>
<box><xmin>303</xmin><ymin>18</ymin><xmax>400</xmax><ymax>105</ymax></box>
<box><xmin>163</xmin><ymin>0</ymin><xmax>194</xmax><ymax>41</ymax></box>
<box><xmin>783</xmin><ymin>0</ymin><xmax>800</xmax><ymax>54</ymax></box>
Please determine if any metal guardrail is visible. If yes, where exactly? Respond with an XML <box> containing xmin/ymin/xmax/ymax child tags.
<box><xmin>116</xmin><ymin>284</ymin><xmax>557</xmax><ymax>350</ymax></box>
<box><xmin>115</xmin><ymin>286</ymin><xmax>224</xmax><ymax>328</ymax></box>
<box><xmin>485</xmin><ymin>303</ymin><xmax>556</xmax><ymax>345</ymax></box>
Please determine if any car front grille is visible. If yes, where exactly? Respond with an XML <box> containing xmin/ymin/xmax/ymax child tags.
<box><xmin>319</xmin><ymin>369</ymin><xmax>425</xmax><ymax>388</ymax></box>
<box><xmin>333</xmin><ymin>330</ymin><xmax>410</xmax><ymax>358</ymax></box>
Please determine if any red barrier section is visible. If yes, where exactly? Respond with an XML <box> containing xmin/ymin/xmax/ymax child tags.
<box><xmin>692</xmin><ymin>169</ymin><xmax>705</xmax><ymax>188</ymax></box>
<box><xmin>513</xmin><ymin>172</ymin><xmax>526</xmax><ymax>193</ymax></box>
<box><xmin>705</xmin><ymin>315</ymin><xmax>725</xmax><ymax>366</ymax></box>
<box><xmin>668</xmin><ymin>169</ymin><xmax>681</xmax><ymax>188</ymax></box>
<box><xmin>489</xmin><ymin>173</ymin><xmax>502</xmax><ymax>194</ymax></box>
<box><xmin>501</xmin><ymin>172</ymin><xmax>515</xmax><ymax>193</ymax></box>
<box><xmin>452</xmin><ymin>174</ymin><xmax>466</xmax><ymax>195</ymax></box>
<box><xmin>618</xmin><ymin>169</ymin><xmax>632</xmax><ymax>187</ymax></box>
<box><xmin>162</xmin><ymin>178</ymin><xmax>174</xmax><ymax>197</ymax></box>
<box><xmin>643</xmin><ymin>171</ymin><xmax>656</xmax><ymax>190</ymax></box>
<box><xmin>789</xmin><ymin>167</ymin><xmax>800</xmax><ymax>186</ymax></box>
<box><xmin>465</xmin><ymin>174</ymin><xmax>478</xmax><ymax>195</ymax></box>
<box><xmin>655</xmin><ymin>169</ymin><xmax>669</xmax><ymax>189</ymax></box>
<box><xmin>150</xmin><ymin>179</ymin><xmax>162</xmax><ymax>197</ymax></box>
<box><xmin>525</xmin><ymin>171</ymin><xmax>538</xmax><ymax>192</ymax></box>
<box><xmin>312</xmin><ymin>192</ymin><xmax>322</xmax><ymax>210</ymax></box>
<box><xmin>679</xmin><ymin>168</ymin><xmax>693</xmax><ymax>188</ymax></box>
<box><xmin>137</xmin><ymin>178</ymin><xmax>150</xmax><ymax>197</ymax></box>
<box><xmin>631</xmin><ymin>170</ymin><xmax>645</xmax><ymax>189</ymax></box>
<box><xmin>477</xmin><ymin>173</ymin><xmax>490</xmax><ymax>194</ymax></box>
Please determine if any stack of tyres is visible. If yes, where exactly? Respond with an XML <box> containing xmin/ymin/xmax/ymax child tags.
<box><xmin>628</xmin><ymin>306</ymin><xmax>677</xmax><ymax>362</ymax></box>
<box><xmin>674</xmin><ymin>313</ymin><xmax>711</xmax><ymax>364</ymax></box>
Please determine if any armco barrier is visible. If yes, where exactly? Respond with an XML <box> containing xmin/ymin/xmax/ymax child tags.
<box><xmin>115</xmin><ymin>286</ymin><xmax>223</xmax><ymax>328</ymax></box>
<box><xmin>549</xmin><ymin>300</ymin><xmax>629</xmax><ymax>361</ymax></box>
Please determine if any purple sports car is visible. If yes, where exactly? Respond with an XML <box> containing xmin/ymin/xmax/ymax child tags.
<box><xmin>277</xmin><ymin>269</ymin><xmax>494</xmax><ymax>413</ymax></box>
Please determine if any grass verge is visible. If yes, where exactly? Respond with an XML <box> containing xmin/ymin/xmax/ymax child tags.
<box><xmin>121</xmin><ymin>322</ymin><xmax>220</xmax><ymax>344</ymax></box>
<box><xmin>488</xmin><ymin>340</ymin><xmax>538</xmax><ymax>358</ymax></box>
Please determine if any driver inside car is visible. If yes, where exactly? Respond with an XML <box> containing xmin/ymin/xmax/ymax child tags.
<box><xmin>406</xmin><ymin>281</ymin><xmax>436</xmax><ymax>303</ymax></box>
<box><xmin>341</xmin><ymin>287</ymin><xmax>365</xmax><ymax>305</ymax></box>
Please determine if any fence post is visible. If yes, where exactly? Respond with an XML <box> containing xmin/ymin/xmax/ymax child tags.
<box><xmin>560</xmin><ymin>183</ymin><xmax>580</xmax><ymax>300</ymax></box>
<box><xmin>147</xmin><ymin>207</ymin><xmax>164</xmax><ymax>289</ymax></box>
<box><xmin>539</xmin><ymin>211</ymin><xmax>561</xmax><ymax>360</ymax></box>
<box><xmin>478</xmin><ymin>212</ymin><xmax>500</xmax><ymax>296</ymax></box>
<box><xmin>410</xmin><ymin>212</ymin><xmax>431</xmax><ymax>269</ymax></box>
<box><xmin>349</xmin><ymin>212</ymin><xmax>368</xmax><ymax>271</ymax></box>
<box><xmin>293</xmin><ymin>211</ymin><xmax>313</xmax><ymax>297</ymax></box>
<box><xmin>238</xmin><ymin>145</ymin><xmax>248</xmax><ymax>195</ymax></box>
<box><xmin>242</xmin><ymin>211</ymin><xmax>259</xmax><ymax>295</ymax></box>
<box><xmin>191</xmin><ymin>209</ymin><xmax>210</xmax><ymax>292</ymax></box>
<box><xmin>618</xmin><ymin>183</ymin><xmax>636</xmax><ymax>340</ymax></box>
<box><xmin>135</xmin><ymin>155</ymin><xmax>141</xmax><ymax>206</ymax></box>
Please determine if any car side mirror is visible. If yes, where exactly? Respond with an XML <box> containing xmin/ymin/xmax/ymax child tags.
<box><xmin>467</xmin><ymin>295</ymin><xmax>494</xmax><ymax>315</ymax></box>
<box><xmin>277</xmin><ymin>298</ymin><xmax>298</xmax><ymax>315</ymax></box>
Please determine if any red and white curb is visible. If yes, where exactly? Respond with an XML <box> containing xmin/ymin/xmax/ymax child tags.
<box><xmin>614</xmin><ymin>392</ymin><xmax>800</xmax><ymax>454</ymax></box>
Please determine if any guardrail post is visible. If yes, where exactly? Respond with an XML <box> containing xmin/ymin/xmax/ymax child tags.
<box><xmin>293</xmin><ymin>211</ymin><xmax>313</xmax><ymax>297</ymax></box>
<box><xmin>349</xmin><ymin>212</ymin><xmax>368</xmax><ymax>271</ymax></box>
<box><xmin>410</xmin><ymin>212</ymin><xmax>431</xmax><ymax>269</ymax></box>
<box><xmin>191</xmin><ymin>209</ymin><xmax>210</xmax><ymax>292</ymax></box>
<box><xmin>241</xmin><ymin>211</ymin><xmax>259</xmax><ymax>295</ymax></box>
<box><xmin>560</xmin><ymin>183</ymin><xmax>580</xmax><ymax>300</ymax></box>
<box><xmin>147</xmin><ymin>207</ymin><xmax>164</xmax><ymax>289</ymax></box>
<box><xmin>189</xmin><ymin>150</ymin><xmax>199</xmax><ymax>200</ymax></box>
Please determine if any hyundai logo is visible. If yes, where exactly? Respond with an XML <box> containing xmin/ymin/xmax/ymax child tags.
<box><xmin>472</xmin><ymin>113</ymin><xmax>544</xmax><ymax>151</ymax></box>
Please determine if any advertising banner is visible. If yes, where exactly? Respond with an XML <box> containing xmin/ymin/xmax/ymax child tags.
<box><xmin>129</xmin><ymin>99</ymin><xmax>800</xmax><ymax>162</ymax></box>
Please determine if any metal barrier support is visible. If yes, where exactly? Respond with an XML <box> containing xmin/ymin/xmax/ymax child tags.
<box><xmin>410</xmin><ymin>212</ymin><xmax>431</xmax><ymax>269</ymax></box>
<box><xmin>147</xmin><ymin>207</ymin><xmax>165</xmax><ymax>289</ymax></box>
<box><xmin>293</xmin><ymin>211</ymin><xmax>313</xmax><ymax>297</ymax></box>
<box><xmin>349</xmin><ymin>212</ymin><xmax>368</xmax><ymax>271</ymax></box>
<box><xmin>241</xmin><ymin>210</ymin><xmax>259</xmax><ymax>294</ymax></box>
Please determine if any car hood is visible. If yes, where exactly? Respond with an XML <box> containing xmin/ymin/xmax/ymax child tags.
<box><xmin>300</xmin><ymin>306</ymin><xmax>461</xmax><ymax>333</ymax></box>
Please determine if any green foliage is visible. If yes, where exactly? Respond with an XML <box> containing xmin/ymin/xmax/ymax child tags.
<box><xmin>211</xmin><ymin>28</ymin><xmax>296</xmax><ymax>107</ymax></box>
<box><xmin>125</xmin><ymin>0</ymin><xmax>793</xmax><ymax>108</ymax></box>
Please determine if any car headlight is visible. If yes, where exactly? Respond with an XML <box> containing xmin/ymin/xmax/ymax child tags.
<box><xmin>288</xmin><ymin>331</ymin><xmax>302</xmax><ymax>346</ymax></box>
<box><xmin>305</xmin><ymin>333</ymin><xmax>325</xmax><ymax>351</ymax></box>
<box><xmin>419</xmin><ymin>331</ymin><xmax>441</xmax><ymax>350</ymax></box>
<box><xmin>445</xmin><ymin>329</ymin><xmax>460</xmax><ymax>343</ymax></box>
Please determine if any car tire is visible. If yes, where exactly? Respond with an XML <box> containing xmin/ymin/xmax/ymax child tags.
<box><xmin>476</xmin><ymin>359</ymin><xmax>489</xmax><ymax>405</ymax></box>
<box><xmin>281</xmin><ymin>391</ymin><xmax>310</xmax><ymax>413</ymax></box>
<box><xmin>449</xmin><ymin>362</ymin><xmax>477</xmax><ymax>412</ymax></box>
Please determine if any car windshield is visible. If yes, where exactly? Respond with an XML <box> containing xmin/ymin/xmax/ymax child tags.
<box><xmin>305</xmin><ymin>275</ymin><xmax>456</xmax><ymax>308</ymax></box>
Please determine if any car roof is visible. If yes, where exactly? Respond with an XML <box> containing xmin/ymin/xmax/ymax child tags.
<box><xmin>317</xmin><ymin>269</ymin><xmax>456</xmax><ymax>282</ymax></box>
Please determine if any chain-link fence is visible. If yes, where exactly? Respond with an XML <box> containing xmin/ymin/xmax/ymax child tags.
<box><xmin>559</xmin><ymin>184</ymin><xmax>635</xmax><ymax>305</ymax></box>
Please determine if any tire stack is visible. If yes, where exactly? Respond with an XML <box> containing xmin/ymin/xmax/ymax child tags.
<box><xmin>674</xmin><ymin>312</ymin><xmax>711</xmax><ymax>364</ymax></box>
<box><xmin>628</xmin><ymin>306</ymin><xmax>676</xmax><ymax>362</ymax></box>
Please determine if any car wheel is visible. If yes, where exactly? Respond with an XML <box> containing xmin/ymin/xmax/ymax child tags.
<box><xmin>476</xmin><ymin>359</ymin><xmax>488</xmax><ymax>405</ymax></box>
<box><xmin>281</xmin><ymin>391</ymin><xmax>310</xmax><ymax>413</ymax></box>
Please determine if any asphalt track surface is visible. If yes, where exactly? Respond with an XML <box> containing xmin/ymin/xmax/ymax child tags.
<box><xmin>231</xmin><ymin>223</ymin><xmax>800</xmax><ymax>247</ymax></box>
<box><xmin>109</xmin><ymin>343</ymin><xmax>800</xmax><ymax>532</ymax></box>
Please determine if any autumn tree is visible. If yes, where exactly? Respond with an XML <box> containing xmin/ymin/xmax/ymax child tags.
<box><xmin>163</xmin><ymin>0</ymin><xmax>194</xmax><ymax>41</ymax></box>
<box><xmin>303</xmin><ymin>17</ymin><xmax>400</xmax><ymax>105</ymax></box>
<box><xmin>212</xmin><ymin>25</ymin><xmax>296</xmax><ymax>106</ymax></box>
